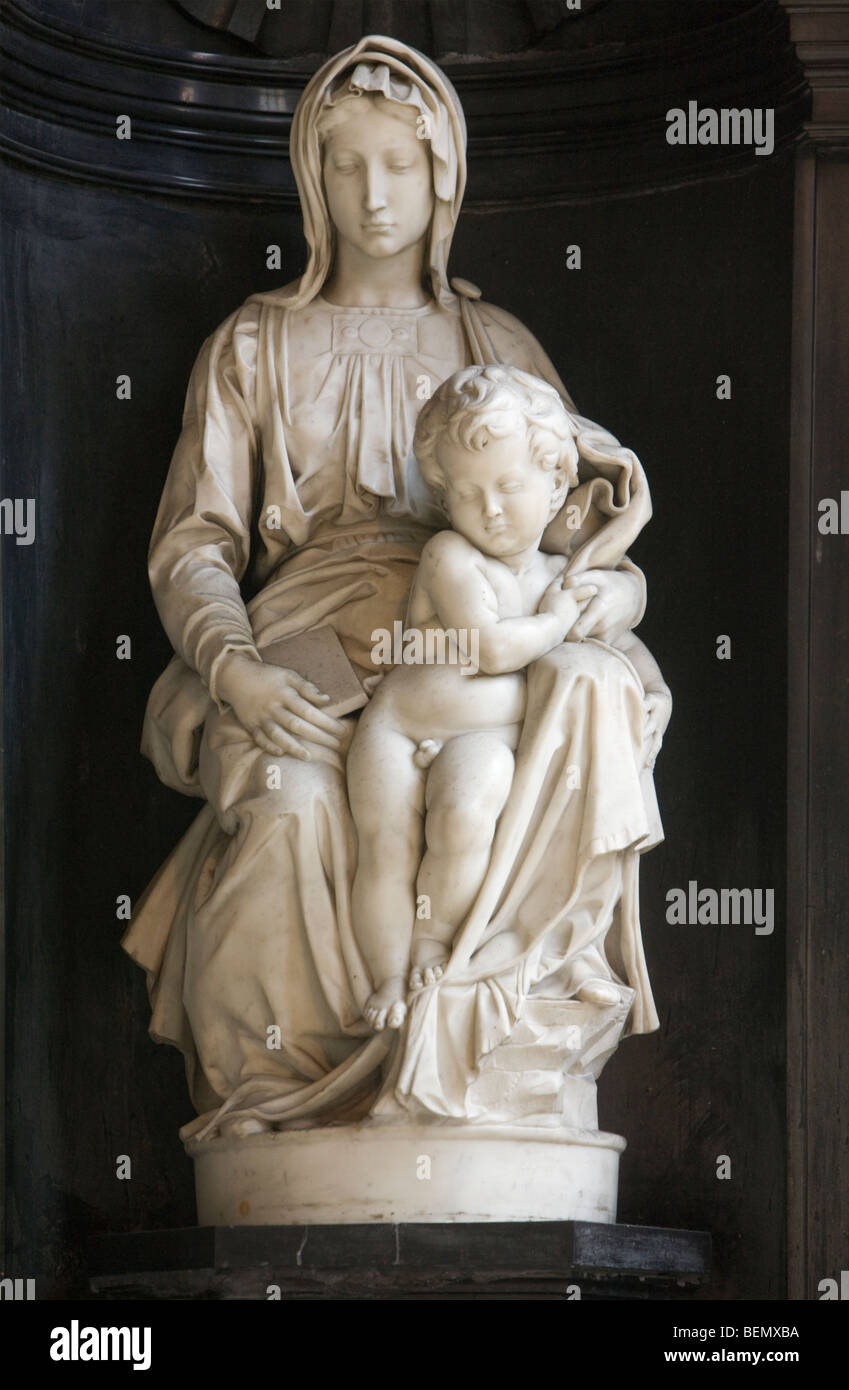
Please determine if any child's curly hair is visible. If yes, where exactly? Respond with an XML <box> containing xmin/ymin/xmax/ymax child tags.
<box><xmin>413</xmin><ymin>364</ymin><xmax>580</xmax><ymax>498</ymax></box>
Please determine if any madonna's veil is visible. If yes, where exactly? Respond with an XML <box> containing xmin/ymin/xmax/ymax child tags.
<box><xmin>249</xmin><ymin>34</ymin><xmax>468</xmax><ymax>312</ymax></box>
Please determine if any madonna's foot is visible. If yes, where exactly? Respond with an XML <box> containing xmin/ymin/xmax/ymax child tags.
<box><xmin>576</xmin><ymin>978</ymin><xmax>622</xmax><ymax>1007</ymax></box>
<box><xmin>364</xmin><ymin>977</ymin><xmax>408</xmax><ymax>1031</ymax></box>
<box><xmin>218</xmin><ymin>1116</ymin><xmax>273</xmax><ymax>1139</ymax></box>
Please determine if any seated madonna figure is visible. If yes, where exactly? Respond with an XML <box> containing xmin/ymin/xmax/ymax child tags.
<box><xmin>123</xmin><ymin>34</ymin><xmax>662</xmax><ymax>1140</ymax></box>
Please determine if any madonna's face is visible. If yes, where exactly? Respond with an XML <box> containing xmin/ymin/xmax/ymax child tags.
<box><xmin>322</xmin><ymin>103</ymin><xmax>434</xmax><ymax>262</ymax></box>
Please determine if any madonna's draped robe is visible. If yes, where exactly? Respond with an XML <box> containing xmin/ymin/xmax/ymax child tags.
<box><xmin>123</xmin><ymin>284</ymin><xmax>661</xmax><ymax>1136</ymax></box>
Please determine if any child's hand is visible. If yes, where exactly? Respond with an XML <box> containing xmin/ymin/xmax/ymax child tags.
<box><xmin>643</xmin><ymin>686</ymin><xmax>672</xmax><ymax>769</ymax></box>
<box><xmin>538</xmin><ymin>579</ymin><xmax>597</xmax><ymax>638</ymax></box>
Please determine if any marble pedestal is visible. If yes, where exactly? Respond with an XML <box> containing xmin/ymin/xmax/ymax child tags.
<box><xmin>188</xmin><ymin>1122</ymin><xmax>626</xmax><ymax>1226</ymax></box>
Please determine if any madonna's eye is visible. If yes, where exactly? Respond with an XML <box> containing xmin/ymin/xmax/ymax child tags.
<box><xmin>388</xmin><ymin>163</ymin><xmax>413</xmax><ymax>173</ymax></box>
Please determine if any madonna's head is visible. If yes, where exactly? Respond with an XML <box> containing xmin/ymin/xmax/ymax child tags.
<box><xmin>287</xmin><ymin>36</ymin><xmax>468</xmax><ymax>308</ymax></box>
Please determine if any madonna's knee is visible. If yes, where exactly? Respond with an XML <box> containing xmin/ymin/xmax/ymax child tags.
<box><xmin>248</xmin><ymin>753</ymin><xmax>342</xmax><ymax>816</ymax></box>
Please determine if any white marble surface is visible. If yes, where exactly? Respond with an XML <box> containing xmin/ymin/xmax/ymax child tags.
<box><xmin>189</xmin><ymin>1123</ymin><xmax>626</xmax><ymax>1226</ymax></box>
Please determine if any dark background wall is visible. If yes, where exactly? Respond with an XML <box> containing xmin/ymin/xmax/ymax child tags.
<box><xmin>0</xmin><ymin>0</ymin><xmax>800</xmax><ymax>1298</ymax></box>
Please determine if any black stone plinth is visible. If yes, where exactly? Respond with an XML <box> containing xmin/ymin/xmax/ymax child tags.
<box><xmin>87</xmin><ymin>1222</ymin><xmax>712</xmax><ymax>1300</ymax></box>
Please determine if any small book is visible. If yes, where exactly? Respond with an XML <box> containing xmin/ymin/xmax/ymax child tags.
<box><xmin>258</xmin><ymin>625</ymin><xmax>368</xmax><ymax>719</ymax></box>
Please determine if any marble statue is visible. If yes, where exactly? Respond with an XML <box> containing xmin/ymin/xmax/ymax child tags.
<box><xmin>350</xmin><ymin>364</ymin><xmax>669</xmax><ymax>1034</ymax></box>
<box><xmin>123</xmin><ymin>34</ymin><xmax>670</xmax><ymax>1225</ymax></box>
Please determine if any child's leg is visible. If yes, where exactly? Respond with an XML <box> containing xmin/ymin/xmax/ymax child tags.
<box><xmin>347</xmin><ymin>707</ymin><xmax>425</xmax><ymax>1029</ymax></box>
<box><xmin>411</xmin><ymin>731</ymin><xmax>515</xmax><ymax>987</ymax></box>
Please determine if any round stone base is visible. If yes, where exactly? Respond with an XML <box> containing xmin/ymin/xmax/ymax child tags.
<box><xmin>187</xmin><ymin>1122</ymin><xmax>626</xmax><ymax>1226</ymax></box>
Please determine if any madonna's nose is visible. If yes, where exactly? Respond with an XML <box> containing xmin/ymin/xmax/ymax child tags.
<box><xmin>363</xmin><ymin>162</ymin><xmax>389</xmax><ymax>211</ymax></box>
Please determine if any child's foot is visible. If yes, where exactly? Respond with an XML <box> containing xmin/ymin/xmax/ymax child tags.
<box><xmin>413</xmin><ymin>738</ymin><xmax>443</xmax><ymax>769</ymax></box>
<box><xmin>576</xmin><ymin>977</ymin><xmax>621</xmax><ymax>1007</ymax></box>
<box><xmin>364</xmin><ymin>977</ymin><xmax>408</xmax><ymax>1031</ymax></box>
<box><xmin>409</xmin><ymin>948</ymin><xmax>449</xmax><ymax>991</ymax></box>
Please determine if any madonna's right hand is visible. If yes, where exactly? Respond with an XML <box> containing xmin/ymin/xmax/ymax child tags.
<box><xmin>217</xmin><ymin>654</ymin><xmax>349</xmax><ymax>759</ymax></box>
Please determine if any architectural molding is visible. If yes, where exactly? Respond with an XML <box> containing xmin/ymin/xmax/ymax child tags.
<box><xmin>0</xmin><ymin>0</ymin><xmax>808</xmax><ymax>203</ymax></box>
<box><xmin>781</xmin><ymin>0</ymin><xmax>849</xmax><ymax>139</ymax></box>
<box><xmin>782</xmin><ymin>0</ymin><xmax>849</xmax><ymax>1304</ymax></box>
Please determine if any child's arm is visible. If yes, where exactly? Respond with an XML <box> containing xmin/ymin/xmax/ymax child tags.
<box><xmin>420</xmin><ymin>532</ymin><xmax>592</xmax><ymax>676</ymax></box>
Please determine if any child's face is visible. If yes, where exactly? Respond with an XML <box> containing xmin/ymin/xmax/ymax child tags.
<box><xmin>439</xmin><ymin>432</ymin><xmax>565</xmax><ymax>559</ymax></box>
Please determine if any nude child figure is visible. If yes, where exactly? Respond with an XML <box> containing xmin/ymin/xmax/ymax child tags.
<box><xmin>346</xmin><ymin>365</ymin><xmax>668</xmax><ymax>1031</ymax></box>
